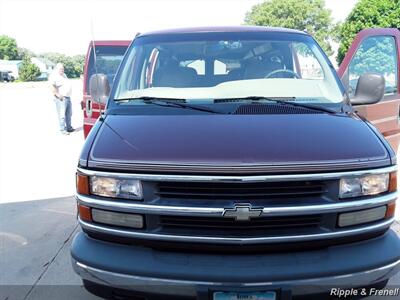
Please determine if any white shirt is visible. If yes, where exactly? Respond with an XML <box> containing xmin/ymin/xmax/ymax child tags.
<box><xmin>49</xmin><ymin>72</ymin><xmax>72</xmax><ymax>97</ymax></box>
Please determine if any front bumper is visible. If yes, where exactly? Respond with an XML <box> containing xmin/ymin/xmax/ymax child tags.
<box><xmin>71</xmin><ymin>229</ymin><xmax>400</xmax><ymax>298</ymax></box>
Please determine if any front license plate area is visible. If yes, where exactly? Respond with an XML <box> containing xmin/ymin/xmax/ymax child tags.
<box><xmin>213</xmin><ymin>291</ymin><xmax>277</xmax><ymax>300</ymax></box>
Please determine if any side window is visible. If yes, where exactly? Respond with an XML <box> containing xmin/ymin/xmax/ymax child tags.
<box><xmin>214</xmin><ymin>60</ymin><xmax>227</xmax><ymax>75</ymax></box>
<box><xmin>348</xmin><ymin>36</ymin><xmax>398</xmax><ymax>98</ymax></box>
<box><xmin>85</xmin><ymin>45</ymin><xmax>127</xmax><ymax>93</ymax></box>
<box><xmin>85</xmin><ymin>48</ymin><xmax>95</xmax><ymax>94</ymax></box>
<box><xmin>293</xmin><ymin>43</ymin><xmax>324</xmax><ymax>80</ymax></box>
<box><xmin>215</xmin><ymin>59</ymin><xmax>242</xmax><ymax>76</ymax></box>
<box><xmin>181</xmin><ymin>60</ymin><xmax>205</xmax><ymax>75</ymax></box>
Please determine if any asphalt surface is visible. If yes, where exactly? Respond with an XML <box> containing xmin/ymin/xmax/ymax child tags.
<box><xmin>0</xmin><ymin>81</ymin><xmax>83</xmax><ymax>204</ymax></box>
<box><xmin>0</xmin><ymin>81</ymin><xmax>399</xmax><ymax>300</ymax></box>
<box><xmin>0</xmin><ymin>197</ymin><xmax>98</xmax><ymax>300</ymax></box>
<box><xmin>0</xmin><ymin>80</ymin><xmax>98</xmax><ymax>300</ymax></box>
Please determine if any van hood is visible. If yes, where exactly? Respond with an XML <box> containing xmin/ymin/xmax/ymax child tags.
<box><xmin>88</xmin><ymin>114</ymin><xmax>390</xmax><ymax>173</ymax></box>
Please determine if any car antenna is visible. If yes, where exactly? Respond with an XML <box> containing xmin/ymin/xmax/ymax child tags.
<box><xmin>90</xmin><ymin>17</ymin><xmax>105</xmax><ymax>121</ymax></box>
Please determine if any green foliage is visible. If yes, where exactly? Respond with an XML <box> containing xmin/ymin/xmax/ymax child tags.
<box><xmin>17</xmin><ymin>47</ymin><xmax>35</xmax><ymax>59</ymax></box>
<box><xmin>0</xmin><ymin>35</ymin><xmax>84</xmax><ymax>78</ymax></box>
<box><xmin>19</xmin><ymin>56</ymin><xmax>41</xmax><ymax>81</ymax></box>
<box><xmin>40</xmin><ymin>53</ymin><xmax>84</xmax><ymax>78</ymax></box>
<box><xmin>337</xmin><ymin>0</ymin><xmax>400</xmax><ymax>65</ymax></box>
<box><xmin>0</xmin><ymin>35</ymin><xmax>19</xmax><ymax>60</ymax></box>
<box><xmin>349</xmin><ymin>36</ymin><xmax>397</xmax><ymax>76</ymax></box>
<box><xmin>245</xmin><ymin>0</ymin><xmax>335</xmax><ymax>56</ymax></box>
<box><xmin>71</xmin><ymin>54</ymin><xmax>85</xmax><ymax>77</ymax></box>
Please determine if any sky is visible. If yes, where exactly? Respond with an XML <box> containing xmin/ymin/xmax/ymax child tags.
<box><xmin>0</xmin><ymin>0</ymin><xmax>358</xmax><ymax>56</ymax></box>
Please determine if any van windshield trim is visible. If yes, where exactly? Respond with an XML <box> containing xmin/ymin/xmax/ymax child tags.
<box><xmin>110</xmin><ymin>31</ymin><xmax>346</xmax><ymax>109</ymax></box>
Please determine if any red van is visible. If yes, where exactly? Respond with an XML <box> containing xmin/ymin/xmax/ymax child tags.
<box><xmin>338</xmin><ymin>28</ymin><xmax>400</xmax><ymax>151</ymax></box>
<box><xmin>81</xmin><ymin>41</ymin><xmax>130</xmax><ymax>137</ymax></box>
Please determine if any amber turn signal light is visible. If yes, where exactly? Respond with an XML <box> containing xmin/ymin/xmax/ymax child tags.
<box><xmin>389</xmin><ymin>171</ymin><xmax>397</xmax><ymax>192</ymax></box>
<box><xmin>78</xmin><ymin>204</ymin><xmax>92</xmax><ymax>222</ymax></box>
<box><xmin>386</xmin><ymin>202</ymin><xmax>396</xmax><ymax>219</ymax></box>
<box><xmin>76</xmin><ymin>173</ymin><xmax>90</xmax><ymax>195</ymax></box>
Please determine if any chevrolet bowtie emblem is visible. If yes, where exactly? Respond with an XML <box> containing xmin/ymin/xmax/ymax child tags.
<box><xmin>222</xmin><ymin>204</ymin><xmax>263</xmax><ymax>221</ymax></box>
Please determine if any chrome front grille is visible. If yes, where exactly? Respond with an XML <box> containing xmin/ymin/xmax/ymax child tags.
<box><xmin>159</xmin><ymin>214</ymin><xmax>322</xmax><ymax>235</ymax></box>
<box><xmin>76</xmin><ymin>166</ymin><xmax>397</xmax><ymax>245</ymax></box>
<box><xmin>156</xmin><ymin>180</ymin><xmax>326</xmax><ymax>200</ymax></box>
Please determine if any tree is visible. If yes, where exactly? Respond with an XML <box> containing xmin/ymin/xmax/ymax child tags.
<box><xmin>19</xmin><ymin>56</ymin><xmax>41</xmax><ymax>81</ymax></box>
<box><xmin>0</xmin><ymin>35</ymin><xmax>19</xmax><ymax>60</ymax></box>
<box><xmin>17</xmin><ymin>47</ymin><xmax>35</xmax><ymax>60</ymax></box>
<box><xmin>40</xmin><ymin>52</ymin><xmax>84</xmax><ymax>78</ymax></box>
<box><xmin>348</xmin><ymin>36</ymin><xmax>397</xmax><ymax>77</ymax></box>
<box><xmin>337</xmin><ymin>0</ymin><xmax>400</xmax><ymax>65</ymax></box>
<box><xmin>245</xmin><ymin>0</ymin><xmax>335</xmax><ymax>56</ymax></box>
<box><xmin>70</xmin><ymin>54</ymin><xmax>85</xmax><ymax>78</ymax></box>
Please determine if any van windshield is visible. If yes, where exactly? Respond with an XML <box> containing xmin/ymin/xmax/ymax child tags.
<box><xmin>114</xmin><ymin>32</ymin><xmax>344</xmax><ymax>104</ymax></box>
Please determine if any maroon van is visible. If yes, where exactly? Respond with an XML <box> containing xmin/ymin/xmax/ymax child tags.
<box><xmin>73</xmin><ymin>27</ymin><xmax>400</xmax><ymax>300</ymax></box>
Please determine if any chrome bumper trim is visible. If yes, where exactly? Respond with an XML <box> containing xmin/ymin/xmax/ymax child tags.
<box><xmin>77</xmin><ymin>165</ymin><xmax>397</xmax><ymax>182</ymax></box>
<box><xmin>86</xmin><ymin>160</ymin><xmax>393</xmax><ymax>174</ymax></box>
<box><xmin>79</xmin><ymin>217</ymin><xmax>394</xmax><ymax>244</ymax></box>
<box><xmin>73</xmin><ymin>258</ymin><xmax>400</xmax><ymax>297</ymax></box>
<box><xmin>76</xmin><ymin>192</ymin><xmax>398</xmax><ymax>217</ymax></box>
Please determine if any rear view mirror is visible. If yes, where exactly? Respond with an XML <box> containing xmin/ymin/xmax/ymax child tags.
<box><xmin>89</xmin><ymin>73</ymin><xmax>110</xmax><ymax>105</ymax></box>
<box><xmin>351</xmin><ymin>73</ymin><xmax>385</xmax><ymax>105</ymax></box>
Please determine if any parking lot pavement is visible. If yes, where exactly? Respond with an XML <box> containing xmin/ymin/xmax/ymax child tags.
<box><xmin>22</xmin><ymin>229</ymin><xmax>100</xmax><ymax>300</ymax></box>
<box><xmin>0</xmin><ymin>81</ymin><xmax>399</xmax><ymax>299</ymax></box>
<box><xmin>0</xmin><ymin>80</ymin><xmax>84</xmax><ymax>205</ymax></box>
<box><xmin>1</xmin><ymin>195</ymin><xmax>399</xmax><ymax>300</ymax></box>
<box><xmin>0</xmin><ymin>81</ymin><xmax>99</xmax><ymax>299</ymax></box>
<box><xmin>0</xmin><ymin>196</ymin><xmax>101</xmax><ymax>300</ymax></box>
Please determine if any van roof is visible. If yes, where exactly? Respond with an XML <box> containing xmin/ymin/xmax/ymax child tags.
<box><xmin>139</xmin><ymin>26</ymin><xmax>307</xmax><ymax>37</ymax></box>
<box><xmin>89</xmin><ymin>40</ymin><xmax>131</xmax><ymax>46</ymax></box>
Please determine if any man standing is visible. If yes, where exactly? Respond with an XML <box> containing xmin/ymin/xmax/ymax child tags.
<box><xmin>49</xmin><ymin>63</ymin><xmax>74</xmax><ymax>135</ymax></box>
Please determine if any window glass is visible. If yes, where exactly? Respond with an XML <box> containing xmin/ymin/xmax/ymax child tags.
<box><xmin>293</xmin><ymin>44</ymin><xmax>324</xmax><ymax>79</ymax></box>
<box><xmin>85</xmin><ymin>45</ymin><xmax>128</xmax><ymax>93</ymax></box>
<box><xmin>115</xmin><ymin>34</ymin><xmax>344</xmax><ymax>103</ymax></box>
<box><xmin>214</xmin><ymin>60</ymin><xmax>227</xmax><ymax>75</ymax></box>
<box><xmin>348</xmin><ymin>36</ymin><xmax>398</xmax><ymax>97</ymax></box>
<box><xmin>180</xmin><ymin>60</ymin><xmax>205</xmax><ymax>75</ymax></box>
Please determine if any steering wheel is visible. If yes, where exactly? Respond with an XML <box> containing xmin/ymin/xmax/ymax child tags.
<box><xmin>265</xmin><ymin>69</ymin><xmax>300</xmax><ymax>79</ymax></box>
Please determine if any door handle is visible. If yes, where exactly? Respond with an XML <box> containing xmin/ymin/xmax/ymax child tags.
<box><xmin>86</xmin><ymin>99</ymin><xmax>93</xmax><ymax>118</ymax></box>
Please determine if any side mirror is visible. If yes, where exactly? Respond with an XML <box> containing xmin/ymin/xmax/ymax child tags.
<box><xmin>351</xmin><ymin>73</ymin><xmax>385</xmax><ymax>105</ymax></box>
<box><xmin>89</xmin><ymin>73</ymin><xmax>110</xmax><ymax>105</ymax></box>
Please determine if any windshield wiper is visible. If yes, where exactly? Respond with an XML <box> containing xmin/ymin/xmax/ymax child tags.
<box><xmin>114</xmin><ymin>96</ymin><xmax>223</xmax><ymax>114</ymax></box>
<box><xmin>215</xmin><ymin>96</ymin><xmax>339</xmax><ymax>114</ymax></box>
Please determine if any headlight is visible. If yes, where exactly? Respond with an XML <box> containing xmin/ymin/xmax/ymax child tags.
<box><xmin>90</xmin><ymin>176</ymin><xmax>143</xmax><ymax>199</ymax></box>
<box><xmin>339</xmin><ymin>173</ymin><xmax>389</xmax><ymax>198</ymax></box>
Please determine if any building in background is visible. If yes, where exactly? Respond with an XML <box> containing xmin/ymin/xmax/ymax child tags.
<box><xmin>0</xmin><ymin>57</ymin><xmax>54</xmax><ymax>80</ymax></box>
<box><xmin>31</xmin><ymin>57</ymin><xmax>55</xmax><ymax>80</ymax></box>
<box><xmin>0</xmin><ymin>60</ymin><xmax>22</xmax><ymax>79</ymax></box>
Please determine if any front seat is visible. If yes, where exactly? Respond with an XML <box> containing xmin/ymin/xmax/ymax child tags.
<box><xmin>243</xmin><ymin>58</ymin><xmax>284</xmax><ymax>79</ymax></box>
<box><xmin>153</xmin><ymin>61</ymin><xmax>196</xmax><ymax>88</ymax></box>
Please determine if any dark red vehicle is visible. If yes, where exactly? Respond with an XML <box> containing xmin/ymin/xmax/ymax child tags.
<box><xmin>82</xmin><ymin>30</ymin><xmax>400</xmax><ymax>150</ymax></box>
<box><xmin>338</xmin><ymin>28</ymin><xmax>400</xmax><ymax>151</ymax></box>
<box><xmin>73</xmin><ymin>27</ymin><xmax>400</xmax><ymax>299</ymax></box>
<box><xmin>82</xmin><ymin>41</ymin><xmax>130</xmax><ymax>137</ymax></box>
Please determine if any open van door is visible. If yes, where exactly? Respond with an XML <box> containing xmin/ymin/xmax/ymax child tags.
<box><xmin>82</xmin><ymin>40</ymin><xmax>130</xmax><ymax>138</ymax></box>
<box><xmin>338</xmin><ymin>28</ymin><xmax>400</xmax><ymax>151</ymax></box>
